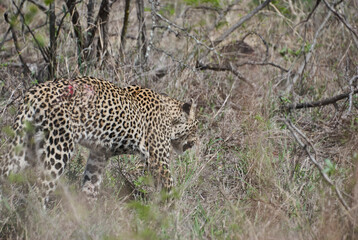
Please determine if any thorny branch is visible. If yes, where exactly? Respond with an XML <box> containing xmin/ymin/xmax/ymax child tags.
<box><xmin>283</xmin><ymin>118</ymin><xmax>350</xmax><ymax>212</ymax></box>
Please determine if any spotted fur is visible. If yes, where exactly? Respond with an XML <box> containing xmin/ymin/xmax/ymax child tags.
<box><xmin>0</xmin><ymin>76</ymin><xmax>198</xmax><ymax>205</ymax></box>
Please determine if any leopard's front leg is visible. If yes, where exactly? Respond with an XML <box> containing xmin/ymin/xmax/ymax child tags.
<box><xmin>147</xmin><ymin>139</ymin><xmax>174</xmax><ymax>191</ymax></box>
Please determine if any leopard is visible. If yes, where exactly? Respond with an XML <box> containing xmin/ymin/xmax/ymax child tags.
<box><xmin>0</xmin><ymin>76</ymin><xmax>198</xmax><ymax>206</ymax></box>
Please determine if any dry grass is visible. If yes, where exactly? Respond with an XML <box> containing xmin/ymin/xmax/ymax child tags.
<box><xmin>1</xmin><ymin>0</ymin><xmax>358</xmax><ymax>239</ymax></box>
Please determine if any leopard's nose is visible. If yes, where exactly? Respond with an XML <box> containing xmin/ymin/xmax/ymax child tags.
<box><xmin>183</xmin><ymin>141</ymin><xmax>194</xmax><ymax>152</ymax></box>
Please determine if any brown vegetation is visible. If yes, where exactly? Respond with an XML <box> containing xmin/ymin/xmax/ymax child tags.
<box><xmin>0</xmin><ymin>0</ymin><xmax>357</xmax><ymax>239</ymax></box>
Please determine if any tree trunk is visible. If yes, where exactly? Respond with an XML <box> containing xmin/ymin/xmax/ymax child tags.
<box><xmin>48</xmin><ymin>1</ymin><xmax>57</xmax><ymax>79</ymax></box>
<box><xmin>135</xmin><ymin>0</ymin><xmax>147</xmax><ymax>68</ymax></box>
<box><xmin>119</xmin><ymin>0</ymin><xmax>131</xmax><ymax>60</ymax></box>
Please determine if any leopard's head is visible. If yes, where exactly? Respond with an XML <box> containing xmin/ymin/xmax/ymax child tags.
<box><xmin>171</xmin><ymin>100</ymin><xmax>198</xmax><ymax>154</ymax></box>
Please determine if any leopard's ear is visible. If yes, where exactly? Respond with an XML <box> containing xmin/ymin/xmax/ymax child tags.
<box><xmin>182</xmin><ymin>102</ymin><xmax>191</xmax><ymax>115</ymax></box>
<box><xmin>183</xmin><ymin>99</ymin><xmax>196</xmax><ymax>120</ymax></box>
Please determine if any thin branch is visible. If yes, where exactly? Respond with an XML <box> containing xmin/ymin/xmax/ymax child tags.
<box><xmin>27</xmin><ymin>0</ymin><xmax>48</xmax><ymax>12</ymax></box>
<box><xmin>196</xmin><ymin>61</ymin><xmax>255</xmax><ymax>88</ymax></box>
<box><xmin>283</xmin><ymin>118</ymin><xmax>350</xmax><ymax>212</ymax></box>
<box><xmin>213</xmin><ymin>0</ymin><xmax>272</xmax><ymax>46</ymax></box>
<box><xmin>322</xmin><ymin>0</ymin><xmax>358</xmax><ymax>40</ymax></box>
<box><xmin>11</xmin><ymin>0</ymin><xmax>48</xmax><ymax>62</ymax></box>
<box><xmin>0</xmin><ymin>28</ymin><xmax>11</xmax><ymax>51</ymax></box>
<box><xmin>286</xmin><ymin>10</ymin><xmax>331</xmax><ymax>93</ymax></box>
<box><xmin>0</xmin><ymin>0</ymin><xmax>26</xmax><ymax>53</ymax></box>
<box><xmin>236</xmin><ymin>31</ymin><xmax>289</xmax><ymax>72</ymax></box>
<box><xmin>283</xmin><ymin>77</ymin><xmax>358</xmax><ymax>111</ymax></box>
<box><xmin>4</xmin><ymin>12</ymin><xmax>31</xmax><ymax>75</ymax></box>
<box><xmin>237</xmin><ymin>61</ymin><xmax>289</xmax><ymax>72</ymax></box>
<box><xmin>212</xmin><ymin>0</ymin><xmax>240</xmax><ymax>31</ymax></box>
<box><xmin>212</xmin><ymin>81</ymin><xmax>235</xmax><ymax>120</ymax></box>
<box><xmin>87</xmin><ymin>0</ymin><xmax>95</xmax><ymax>29</ymax></box>
<box><xmin>300</xmin><ymin>0</ymin><xmax>321</xmax><ymax>24</ymax></box>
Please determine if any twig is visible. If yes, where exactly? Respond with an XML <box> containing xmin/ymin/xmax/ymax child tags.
<box><xmin>237</xmin><ymin>61</ymin><xmax>289</xmax><ymax>72</ymax></box>
<box><xmin>242</xmin><ymin>31</ymin><xmax>269</xmax><ymax>62</ymax></box>
<box><xmin>0</xmin><ymin>83</ymin><xmax>23</xmax><ymax>118</ymax></box>
<box><xmin>322</xmin><ymin>0</ymin><xmax>358</xmax><ymax>41</ymax></box>
<box><xmin>283</xmin><ymin>118</ymin><xmax>350</xmax><ymax>211</ymax></box>
<box><xmin>212</xmin><ymin>81</ymin><xmax>235</xmax><ymax>119</ymax></box>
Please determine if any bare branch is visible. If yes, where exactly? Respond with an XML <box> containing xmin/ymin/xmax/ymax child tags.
<box><xmin>235</xmin><ymin>31</ymin><xmax>289</xmax><ymax>72</ymax></box>
<box><xmin>196</xmin><ymin>61</ymin><xmax>255</xmax><ymax>88</ymax></box>
<box><xmin>300</xmin><ymin>0</ymin><xmax>321</xmax><ymax>24</ymax></box>
<box><xmin>283</xmin><ymin>118</ymin><xmax>350</xmax><ymax>212</ymax></box>
<box><xmin>286</xmin><ymin>10</ymin><xmax>331</xmax><ymax>93</ymax></box>
<box><xmin>322</xmin><ymin>0</ymin><xmax>358</xmax><ymax>40</ymax></box>
<box><xmin>238</xmin><ymin>61</ymin><xmax>289</xmax><ymax>72</ymax></box>
<box><xmin>27</xmin><ymin>0</ymin><xmax>48</xmax><ymax>12</ymax></box>
<box><xmin>11</xmin><ymin>0</ymin><xmax>48</xmax><ymax>62</ymax></box>
<box><xmin>212</xmin><ymin>0</ymin><xmax>240</xmax><ymax>31</ymax></box>
<box><xmin>213</xmin><ymin>0</ymin><xmax>272</xmax><ymax>46</ymax></box>
<box><xmin>4</xmin><ymin>12</ymin><xmax>31</xmax><ymax>75</ymax></box>
<box><xmin>283</xmin><ymin>77</ymin><xmax>358</xmax><ymax>111</ymax></box>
